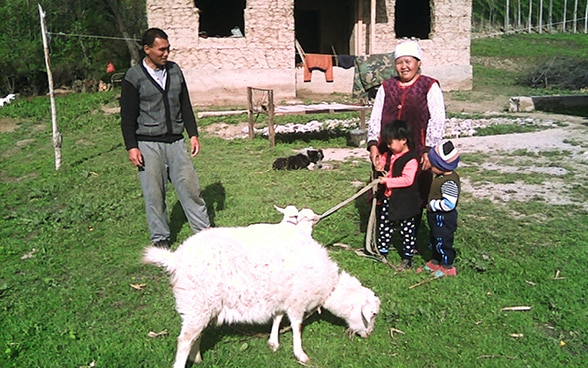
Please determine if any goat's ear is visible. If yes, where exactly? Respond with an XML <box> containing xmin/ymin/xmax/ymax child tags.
<box><xmin>361</xmin><ymin>300</ymin><xmax>377</xmax><ymax>328</ymax></box>
<box><xmin>274</xmin><ymin>205</ymin><xmax>285</xmax><ymax>214</ymax></box>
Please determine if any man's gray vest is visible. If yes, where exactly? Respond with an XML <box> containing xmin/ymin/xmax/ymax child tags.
<box><xmin>123</xmin><ymin>62</ymin><xmax>186</xmax><ymax>137</ymax></box>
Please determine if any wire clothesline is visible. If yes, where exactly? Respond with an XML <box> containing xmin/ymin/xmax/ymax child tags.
<box><xmin>47</xmin><ymin>31</ymin><xmax>140</xmax><ymax>42</ymax></box>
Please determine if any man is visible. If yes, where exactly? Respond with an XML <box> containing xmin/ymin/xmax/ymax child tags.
<box><xmin>120</xmin><ymin>28</ymin><xmax>210</xmax><ymax>248</ymax></box>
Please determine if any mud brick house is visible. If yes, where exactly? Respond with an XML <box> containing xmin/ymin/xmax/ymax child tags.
<box><xmin>147</xmin><ymin>0</ymin><xmax>472</xmax><ymax>105</ymax></box>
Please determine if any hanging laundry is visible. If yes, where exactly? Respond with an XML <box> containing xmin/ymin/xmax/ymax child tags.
<box><xmin>352</xmin><ymin>53</ymin><xmax>396</xmax><ymax>99</ymax></box>
<box><xmin>304</xmin><ymin>54</ymin><xmax>334</xmax><ymax>83</ymax></box>
<box><xmin>337</xmin><ymin>55</ymin><xmax>356</xmax><ymax>69</ymax></box>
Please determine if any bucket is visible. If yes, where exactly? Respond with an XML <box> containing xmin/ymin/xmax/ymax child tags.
<box><xmin>347</xmin><ymin>129</ymin><xmax>367</xmax><ymax>147</ymax></box>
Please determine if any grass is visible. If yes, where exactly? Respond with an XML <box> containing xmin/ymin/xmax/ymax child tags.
<box><xmin>1</xmin><ymin>34</ymin><xmax>588</xmax><ymax>367</ymax></box>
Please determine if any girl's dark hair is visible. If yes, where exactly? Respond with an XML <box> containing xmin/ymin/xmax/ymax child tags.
<box><xmin>142</xmin><ymin>28</ymin><xmax>168</xmax><ymax>47</ymax></box>
<box><xmin>381</xmin><ymin>120</ymin><xmax>414</xmax><ymax>150</ymax></box>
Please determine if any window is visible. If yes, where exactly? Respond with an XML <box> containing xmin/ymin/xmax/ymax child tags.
<box><xmin>394</xmin><ymin>0</ymin><xmax>431</xmax><ymax>39</ymax></box>
<box><xmin>194</xmin><ymin>0</ymin><xmax>246</xmax><ymax>38</ymax></box>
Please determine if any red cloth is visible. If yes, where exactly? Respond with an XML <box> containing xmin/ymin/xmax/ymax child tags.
<box><xmin>303</xmin><ymin>54</ymin><xmax>333</xmax><ymax>82</ymax></box>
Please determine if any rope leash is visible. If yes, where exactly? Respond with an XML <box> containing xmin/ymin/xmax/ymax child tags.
<box><xmin>315</xmin><ymin>179</ymin><xmax>380</xmax><ymax>224</ymax></box>
<box><xmin>314</xmin><ymin>177</ymin><xmax>404</xmax><ymax>268</ymax></box>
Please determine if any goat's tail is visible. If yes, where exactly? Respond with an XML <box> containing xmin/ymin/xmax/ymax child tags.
<box><xmin>143</xmin><ymin>246</ymin><xmax>177</xmax><ymax>274</ymax></box>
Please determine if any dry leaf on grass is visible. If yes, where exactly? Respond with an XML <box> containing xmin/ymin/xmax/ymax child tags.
<box><xmin>332</xmin><ymin>242</ymin><xmax>352</xmax><ymax>250</ymax></box>
<box><xmin>21</xmin><ymin>248</ymin><xmax>37</xmax><ymax>260</ymax></box>
<box><xmin>501</xmin><ymin>306</ymin><xmax>532</xmax><ymax>312</ymax></box>
<box><xmin>130</xmin><ymin>283</ymin><xmax>146</xmax><ymax>290</ymax></box>
<box><xmin>148</xmin><ymin>329</ymin><xmax>168</xmax><ymax>338</ymax></box>
<box><xmin>390</xmin><ymin>327</ymin><xmax>405</xmax><ymax>338</ymax></box>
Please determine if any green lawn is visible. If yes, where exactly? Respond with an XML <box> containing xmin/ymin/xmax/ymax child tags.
<box><xmin>1</xmin><ymin>34</ymin><xmax>587</xmax><ymax>367</ymax></box>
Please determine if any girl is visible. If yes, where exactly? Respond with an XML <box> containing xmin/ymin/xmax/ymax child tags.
<box><xmin>375</xmin><ymin>120</ymin><xmax>422</xmax><ymax>269</ymax></box>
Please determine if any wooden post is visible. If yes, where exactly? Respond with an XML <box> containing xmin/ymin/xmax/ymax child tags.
<box><xmin>359</xmin><ymin>109</ymin><xmax>366</xmax><ymax>130</ymax></box>
<box><xmin>38</xmin><ymin>4</ymin><xmax>62</xmax><ymax>170</ymax></box>
<box><xmin>357</xmin><ymin>0</ymin><xmax>363</xmax><ymax>56</ymax></box>
<box><xmin>247</xmin><ymin>87</ymin><xmax>254</xmax><ymax>140</ymax></box>
<box><xmin>267</xmin><ymin>89</ymin><xmax>275</xmax><ymax>148</ymax></box>
<box><xmin>370</xmin><ymin>0</ymin><xmax>376</xmax><ymax>55</ymax></box>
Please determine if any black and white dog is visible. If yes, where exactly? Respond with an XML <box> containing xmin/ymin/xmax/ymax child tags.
<box><xmin>272</xmin><ymin>148</ymin><xmax>324</xmax><ymax>170</ymax></box>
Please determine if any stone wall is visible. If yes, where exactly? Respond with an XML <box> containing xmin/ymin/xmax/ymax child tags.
<box><xmin>147</xmin><ymin>0</ymin><xmax>472</xmax><ymax>106</ymax></box>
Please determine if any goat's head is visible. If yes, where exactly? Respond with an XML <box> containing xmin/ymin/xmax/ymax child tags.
<box><xmin>274</xmin><ymin>205</ymin><xmax>299</xmax><ymax>225</ymax></box>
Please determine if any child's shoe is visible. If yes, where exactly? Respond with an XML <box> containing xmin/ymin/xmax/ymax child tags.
<box><xmin>434</xmin><ymin>266</ymin><xmax>457</xmax><ymax>278</ymax></box>
<box><xmin>424</xmin><ymin>260</ymin><xmax>440</xmax><ymax>272</ymax></box>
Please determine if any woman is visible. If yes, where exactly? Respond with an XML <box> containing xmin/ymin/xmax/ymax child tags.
<box><xmin>367</xmin><ymin>40</ymin><xmax>445</xmax><ymax>210</ymax></box>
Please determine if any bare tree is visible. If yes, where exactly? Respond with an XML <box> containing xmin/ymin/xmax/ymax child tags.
<box><xmin>563</xmin><ymin>0</ymin><xmax>568</xmax><ymax>31</ymax></box>
<box><xmin>539</xmin><ymin>0</ymin><xmax>544</xmax><ymax>33</ymax></box>
<box><xmin>549</xmin><ymin>0</ymin><xmax>553</xmax><ymax>32</ymax></box>
<box><xmin>528</xmin><ymin>0</ymin><xmax>533</xmax><ymax>32</ymax></box>
<box><xmin>573</xmin><ymin>0</ymin><xmax>579</xmax><ymax>32</ymax></box>
<box><xmin>105</xmin><ymin>0</ymin><xmax>141</xmax><ymax>66</ymax></box>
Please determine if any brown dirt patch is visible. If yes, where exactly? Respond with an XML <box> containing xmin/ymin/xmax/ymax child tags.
<box><xmin>0</xmin><ymin>117</ymin><xmax>17</xmax><ymax>133</ymax></box>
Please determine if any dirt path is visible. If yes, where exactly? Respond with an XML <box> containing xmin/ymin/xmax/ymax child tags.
<box><xmin>201</xmin><ymin>95</ymin><xmax>588</xmax><ymax>209</ymax></box>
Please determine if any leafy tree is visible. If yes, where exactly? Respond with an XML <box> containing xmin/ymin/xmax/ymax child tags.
<box><xmin>0</xmin><ymin>0</ymin><xmax>145</xmax><ymax>96</ymax></box>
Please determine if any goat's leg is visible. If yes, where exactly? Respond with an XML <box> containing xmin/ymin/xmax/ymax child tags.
<box><xmin>288</xmin><ymin>313</ymin><xmax>309</xmax><ymax>364</ymax></box>
<box><xmin>173</xmin><ymin>323</ymin><xmax>204</xmax><ymax>368</ymax></box>
<box><xmin>268</xmin><ymin>314</ymin><xmax>284</xmax><ymax>351</ymax></box>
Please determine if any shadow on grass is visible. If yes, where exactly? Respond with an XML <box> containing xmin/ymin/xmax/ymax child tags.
<box><xmin>169</xmin><ymin>181</ymin><xmax>227</xmax><ymax>243</ymax></box>
<box><xmin>187</xmin><ymin>310</ymin><xmax>348</xmax><ymax>367</ymax></box>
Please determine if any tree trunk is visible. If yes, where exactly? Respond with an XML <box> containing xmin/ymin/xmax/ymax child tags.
<box><xmin>563</xmin><ymin>0</ymin><xmax>568</xmax><ymax>31</ymax></box>
<box><xmin>573</xmin><ymin>0</ymin><xmax>579</xmax><ymax>33</ymax></box>
<box><xmin>539</xmin><ymin>0</ymin><xmax>544</xmax><ymax>33</ymax></box>
<box><xmin>528</xmin><ymin>0</ymin><xmax>533</xmax><ymax>32</ymax></box>
<box><xmin>505</xmin><ymin>0</ymin><xmax>510</xmax><ymax>32</ymax></box>
<box><xmin>548</xmin><ymin>0</ymin><xmax>553</xmax><ymax>33</ymax></box>
<box><xmin>105</xmin><ymin>0</ymin><xmax>141</xmax><ymax>66</ymax></box>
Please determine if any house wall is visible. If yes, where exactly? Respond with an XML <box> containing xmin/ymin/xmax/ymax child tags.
<box><xmin>147</xmin><ymin>0</ymin><xmax>297</xmax><ymax>106</ymax></box>
<box><xmin>147</xmin><ymin>0</ymin><xmax>472</xmax><ymax>106</ymax></box>
<box><xmin>368</xmin><ymin>0</ymin><xmax>473</xmax><ymax>91</ymax></box>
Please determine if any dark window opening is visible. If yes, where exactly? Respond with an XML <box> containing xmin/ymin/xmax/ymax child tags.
<box><xmin>194</xmin><ymin>0</ymin><xmax>245</xmax><ymax>38</ymax></box>
<box><xmin>294</xmin><ymin>0</ymin><xmax>354</xmax><ymax>64</ymax></box>
<box><xmin>394</xmin><ymin>0</ymin><xmax>431</xmax><ymax>39</ymax></box>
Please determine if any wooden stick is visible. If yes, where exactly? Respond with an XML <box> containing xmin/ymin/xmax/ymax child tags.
<box><xmin>478</xmin><ymin>354</ymin><xmax>516</xmax><ymax>360</ymax></box>
<box><xmin>500</xmin><ymin>306</ymin><xmax>532</xmax><ymax>311</ymax></box>
<box><xmin>409</xmin><ymin>276</ymin><xmax>440</xmax><ymax>289</ymax></box>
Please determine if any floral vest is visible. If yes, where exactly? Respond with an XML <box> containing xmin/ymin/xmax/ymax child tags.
<box><xmin>379</xmin><ymin>75</ymin><xmax>439</xmax><ymax>157</ymax></box>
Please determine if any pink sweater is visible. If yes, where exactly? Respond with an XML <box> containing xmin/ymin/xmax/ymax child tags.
<box><xmin>379</xmin><ymin>151</ymin><xmax>418</xmax><ymax>197</ymax></box>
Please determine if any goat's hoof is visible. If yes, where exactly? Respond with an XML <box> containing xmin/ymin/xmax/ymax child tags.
<box><xmin>296</xmin><ymin>354</ymin><xmax>310</xmax><ymax>366</ymax></box>
<box><xmin>268</xmin><ymin>341</ymin><xmax>279</xmax><ymax>352</ymax></box>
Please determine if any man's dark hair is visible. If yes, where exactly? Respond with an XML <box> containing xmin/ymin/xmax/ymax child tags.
<box><xmin>142</xmin><ymin>28</ymin><xmax>168</xmax><ymax>47</ymax></box>
<box><xmin>381</xmin><ymin>120</ymin><xmax>415</xmax><ymax>151</ymax></box>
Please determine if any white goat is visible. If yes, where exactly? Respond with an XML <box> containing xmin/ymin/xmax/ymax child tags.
<box><xmin>273</xmin><ymin>204</ymin><xmax>299</xmax><ymax>224</ymax></box>
<box><xmin>273</xmin><ymin>205</ymin><xmax>319</xmax><ymax>235</ymax></box>
<box><xmin>143</xmin><ymin>224</ymin><xmax>380</xmax><ymax>367</ymax></box>
<box><xmin>296</xmin><ymin>207</ymin><xmax>321</xmax><ymax>235</ymax></box>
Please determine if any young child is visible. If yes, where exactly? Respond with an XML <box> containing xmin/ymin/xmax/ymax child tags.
<box><xmin>375</xmin><ymin>120</ymin><xmax>422</xmax><ymax>269</ymax></box>
<box><xmin>424</xmin><ymin>140</ymin><xmax>461</xmax><ymax>277</ymax></box>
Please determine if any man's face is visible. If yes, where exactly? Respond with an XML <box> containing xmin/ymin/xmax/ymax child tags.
<box><xmin>144</xmin><ymin>37</ymin><xmax>170</xmax><ymax>68</ymax></box>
